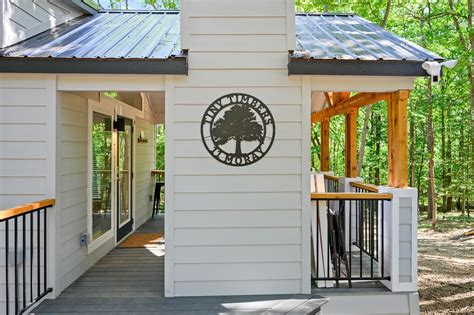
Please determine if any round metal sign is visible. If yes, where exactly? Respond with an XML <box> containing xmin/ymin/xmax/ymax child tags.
<box><xmin>200</xmin><ymin>93</ymin><xmax>276</xmax><ymax>167</ymax></box>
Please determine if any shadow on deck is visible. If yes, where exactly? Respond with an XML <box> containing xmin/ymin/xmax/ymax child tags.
<box><xmin>33</xmin><ymin>216</ymin><xmax>326</xmax><ymax>314</ymax></box>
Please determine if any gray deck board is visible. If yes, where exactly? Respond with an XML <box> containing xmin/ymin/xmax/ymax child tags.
<box><xmin>33</xmin><ymin>216</ymin><xmax>325</xmax><ymax>314</ymax></box>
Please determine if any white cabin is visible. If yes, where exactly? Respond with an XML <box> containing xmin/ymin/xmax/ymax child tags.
<box><xmin>0</xmin><ymin>1</ymin><xmax>442</xmax><ymax>314</ymax></box>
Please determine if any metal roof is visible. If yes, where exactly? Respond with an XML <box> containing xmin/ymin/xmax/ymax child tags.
<box><xmin>0</xmin><ymin>11</ymin><xmax>187</xmax><ymax>74</ymax></box>
<box><xmin>0</xmin><ymin>11</ymin><xmax>442</xmax><ymax>76</ymax></box>
<box><xmin>290</xmin><ymin>13</ymin><xmax>443</xmax><ymax>76</ymax></box>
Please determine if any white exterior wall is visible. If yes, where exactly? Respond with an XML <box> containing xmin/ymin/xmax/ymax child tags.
<box><xmin>0</xmin><ymin>0</ymin><xmax>84</xmax><ymax>48</ymax></box>
<box><xmin>134</xmin><ymin>96</ymin><xmax>156</xmax><ymax>228</ymax></box>
<box><xmin>166</xmin><ymin>0</ymin><xmax>311</xmax><ymax>297</ymax></box>
<box><xmin>57</xmin><ymin>92</ymin><xmax>156</xmax><ymax>293</ymax></box>
<box><xmin>0</xmin><ymin>73</ymin><xmax>56</xmax><ymax>312</ymax></box>
<box><xmin>57</xmin><ymin>92</ymin><xmax>115</xmax><ymax>292</ymax></box>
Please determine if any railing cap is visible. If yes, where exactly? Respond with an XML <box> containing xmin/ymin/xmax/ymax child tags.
<box><xmin>0</xmin><ymin>199</ymin><xmax>56</xmax><ymax>221</ymax></box>
<box><xmin>311</xmin><ymin>192</ymin><xmax>392</xmax><ymax>200</ymax></box>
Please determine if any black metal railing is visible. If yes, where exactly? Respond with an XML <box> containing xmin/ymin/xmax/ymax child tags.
<box><xmin>323</xmin><ymin>174</ymin><xmax>339</xmax><ymax>192</ymax></box>
<box><xmin>311</xmin><ymin>193</ymin><xmax>391</xmax><ymax>288</ymax></box>
<box><xmin>351</xmin><ymin>183</ymin><xmax>380</xmax><ymax>261</ymax></box>
<box><xmin>1</xmin><ymin>199</ymin><xmax>55</xmax><ymax>314</ymax></box>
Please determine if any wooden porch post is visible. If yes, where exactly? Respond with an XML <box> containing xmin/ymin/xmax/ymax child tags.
<box><xmin>388</xmin><ymin>90</ymin><xmax>409</xmax><ymax>188</ymax></box>
<box><xmin>345</xmin><ymin>108</ymin><xmax>357</xmax><ymax>178</ymax></box>
<box><xmin>320</xmin><ymin>117</ymin><xmax>330</xmax><ymax>171</ymax></box>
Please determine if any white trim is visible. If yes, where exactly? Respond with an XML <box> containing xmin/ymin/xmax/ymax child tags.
<box><xmin>57</xmin><ymin>75</ymin><xmax>166</xmax><ymax>92</ymax></box>
<box><xmin>87</xmin><ymin>102</ymin><xmax>115</xmax><ymax>255</ymax></box>
<box><xmin>46</xmin><ymin>74</ymin><xmax>58</xmax><ymax>298</ymax></box>
<box><xmin>286</xmin><ymin>0</ymin><xmax>296</xmax><ymax>51</ymax></box>
<box><xmin>300</xmin><ymin>76</ymin><xmax>311</xmax><ymax>293</ymax></box>
<box><xmin>164</xmin><ymin>76</ymin><xmax>175</xmax><ymax>297</ymax></box>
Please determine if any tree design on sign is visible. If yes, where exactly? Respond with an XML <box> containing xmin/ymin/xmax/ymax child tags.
<box><xmin>212</xmin><ymin>105</ymin><xmax>264</xmax><ymax>158</ymax></box>
<box><xmin>201</xmin><ymin>93</ymin><xmax>275</xmax><ymax>167</ymax></box>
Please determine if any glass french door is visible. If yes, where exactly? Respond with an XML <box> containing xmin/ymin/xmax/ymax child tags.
<box><xmin>91</xmin><ymin>112</ymin><xmax>113</xmax><ymax>243</ymax></box>
<box><xmin>116</xmin><ymin>117</ymin><xmax>133</xmax><ymax>242</ymax></box>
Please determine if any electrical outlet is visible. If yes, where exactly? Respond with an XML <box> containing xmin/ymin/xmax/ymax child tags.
<box><xmin>79</xmin><ymin>233</ymin><xmax>90</xmax><ymax>247</ymax></box>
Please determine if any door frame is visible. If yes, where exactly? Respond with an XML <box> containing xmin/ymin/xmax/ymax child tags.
<box><xmin>87</xmin><ymin>95</ymin><xmax>138</xmax><ymax>253</ymax></box>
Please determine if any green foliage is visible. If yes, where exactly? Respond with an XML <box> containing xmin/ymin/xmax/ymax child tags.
<box><xmin>155</xmin><ymin>125</ymin><xmax>165</xmax><ymax>170</ymax></box>
<box><xmin>302</xmin><ymin>0</ymin><xmax>472</xmax><ymax>211</ymax></box>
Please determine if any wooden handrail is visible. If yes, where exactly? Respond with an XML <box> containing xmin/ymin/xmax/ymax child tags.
<box><xmin>323</xmin><ymin>174</ymin><xmax>339</xmax><ymax>182</ymax></box>
<box><xmin>0</xmin><ymin>199</ymin><xmax>55</xmax><ymax>222</ymax></box>
<box><xmin>151</xmin><ymin>170</ymin><xmax>165</xmax><ymax>176</ymax></box>
<box><xmin>350</xmin><ymin>181</ymin><xmax>379</xmax><ymax>193</ymax></box>
<box><xmin>311</xmin><ymin>192</ymin><xmax>392</xmax><ymax>200</ymax></box>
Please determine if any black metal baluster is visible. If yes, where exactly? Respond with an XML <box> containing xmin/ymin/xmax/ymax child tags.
<box><xmin>22</xmin><ymin>215</ymin><xmax>26</xmax><ymax>309</ymax></box>
<box><xmin>359</xmin><ymin>200</ymin><xmax>363</xmax><ymax>278</ymax></box>
<box><xmin>5</xmin><ymin>220</ymin><xmax>9</xmax><ymax>315</ymax></box>
<box><xmin>316</xmin><ymin>201</ymin><xmax>319</xmax><ymax>280</ymax></box>
<box><xmin>43</xmin><ymin>209</ymin><xmax>47</xmax><ymax>292</ymax></box>
<box><xmin>326</xmin><ymin>201</ymin><xmax>330</xmax><ymax>282</ymax></box>
<box><xmin>14</xmin><ymin>217</ymin><xmax>18</xmax><ymax>315</ymax></box>
<box><xmin>348</xmin><ymin>198</ymin><xmax>352</xmax><ymax>287</ymax></box>
<box><xmin>37</xmin><ymin>211</ymin><xmax>40</xmax><ymax>299</ymax></box>
<box><xmin>30</xmin><ymin>212</ymin><xmax>33</xmax><ymax>303</ymax></box>
<box><xmin>381</xmin><ymin>200</ymin><xmax>385</xmax><ymax>278</ymax></box>
<box><xmin>370</xmin><ymin>200</ymin><xmax>374</xmax><ymax>278</ymax></box>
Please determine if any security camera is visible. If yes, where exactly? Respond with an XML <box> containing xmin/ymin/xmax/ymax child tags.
<box><xmin>422</xmin><ymin>60</ymin><xmax>458</xmax><ymax>84</ymax></box>
<box><xmin>441</xmin><ymin>60</ymin><xmax>458</xmax><ymax>69</ymax></box>
<box><xmin>422</xmin><ymin>61</ymin><xmax>442</xmax><ymax>83</ymax></box>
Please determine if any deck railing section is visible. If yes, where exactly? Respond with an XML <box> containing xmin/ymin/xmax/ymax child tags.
<box><xmin>0</xmin><ymin>199</ymin><xmax>55</xmax><ymax>315</ymax></box>
<box><xmin>350</xmin><ymin>182</ymin><xmax>380</xmax><ymax>261</ymax></box>
<box><xmin>311</xmin><ymin>192</ymin><xmax>391</xmax><ymax>288</ymax></box>
<box><xmin>323</xmin><ymin>174</ymin><xmax>339</xmax><ymax>192</ymax></box>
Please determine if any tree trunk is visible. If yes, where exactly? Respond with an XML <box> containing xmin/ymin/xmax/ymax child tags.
<box><xmin>235</xmin><ymin>138</ymin><xmax>242</xmax><ymax>157</ymax></box>
<box><xmin>426</xmin><ymin>79</ymin><xmax>437</xmax><ymax>228</ymax></box>
<box><xmin>357</xmin><ymin>106</ymin><xmax>371</xmax><ymax>176</ymax></box>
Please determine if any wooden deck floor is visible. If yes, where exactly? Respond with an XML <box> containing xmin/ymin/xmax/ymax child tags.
<box><xmin>33</xmin><ymin>216</ymin><xmax>326</xmax><ymax>314</ymax></box>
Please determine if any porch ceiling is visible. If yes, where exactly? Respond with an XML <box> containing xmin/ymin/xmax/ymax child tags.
<box><xmin>0</xmin><ymin>11</ymin><xmax>187</xmax><ymax>75</ymax></box>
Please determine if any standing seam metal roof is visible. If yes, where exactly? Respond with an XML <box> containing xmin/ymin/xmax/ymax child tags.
<box><xmin>294</xmin><ymin>13</ymin><xmax>442</xmax><ymax>62</ymax></box>
<box><xmin>1</xmin><ymin>11</ymin><xmax>182</xmax><ymax>59</ymax></box>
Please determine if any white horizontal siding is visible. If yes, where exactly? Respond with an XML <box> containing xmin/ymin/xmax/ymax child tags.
<box><xmin>134</xmin><ymin>96</ymin><xmax>156</xmax><ymax>227</ymax></box>
<box><xmin>175</xmin><ymin>245</ymin><xmax>302</xmax><ymax>264</ymax></box>
<box><xmin>174</xmin><ymin>192</ymin><xmax>302</xmax><ymax>211</ymax></box>
<box><xmin>175</xmin><ymin>210</ymin><xmax>301</xmax><ymax>228</ymax></box>
<box><xmin>58</xmin><ymin>92</ymin><xmax>90</xmax><ymax>293</ymax></box>
<box><xmin>188</xmin><ymin>52</ymin><xmax>288</xmax><ymax>70</ymax></box>
<box><xmin>174</xmin><ymin>262</ymin><xmax>302</xmax><ymax>281</ymax></box>
<box><xmin>170</xmin><ymin>0</ymin><xmax>305</xmax><ymax>297</ymax></box>
<box><xmin>0</xmin><ymin>75</ymin><xmax>50</xmax><ymax>210</ymax></box>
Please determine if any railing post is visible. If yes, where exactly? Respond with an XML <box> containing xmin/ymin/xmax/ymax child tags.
<box><xmin>378</xmin><ymin>186</ymin><xmax>418</xmax><ymax>292</ymax></box>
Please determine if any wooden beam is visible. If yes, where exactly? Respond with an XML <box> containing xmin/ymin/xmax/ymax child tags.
<box><xmin>345</xmin><ymin>108</ymin><xmax>358</xmax><ymax>178</ymax></box>
<box><xmin>320</xmin><ymin>117</ymin><xmax>330</xmax><ymax>171</ymax></box>
<box><xmin>388</xmin><ymin>90</ymin><xmax>409</xmax><ymax>188</ymax></box>
<box><xmin>323</xmin><ymin>92</ymin><xmax>333</xmax><ymax>107</ymax></box>
<box><xmin>311</xmin><ymin>92</ymin><xmax>389</xmax><ymax>122</ymax></box>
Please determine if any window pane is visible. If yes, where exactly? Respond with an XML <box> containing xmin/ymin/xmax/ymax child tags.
<box><xmin>92</xmin><ymin>112</ymin><xmax>112</xmax><ymax>240</ymax></box>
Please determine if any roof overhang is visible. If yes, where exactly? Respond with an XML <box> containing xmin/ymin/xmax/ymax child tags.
<box><xmin>288</xmin><ymin>58</ymin><xmax>442</xmax><ymax>76</ymax></box>
<box><xmin>0</xmin><ymin>56</ymin><xmax>188</xmax><ymax>75</ymax></box>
